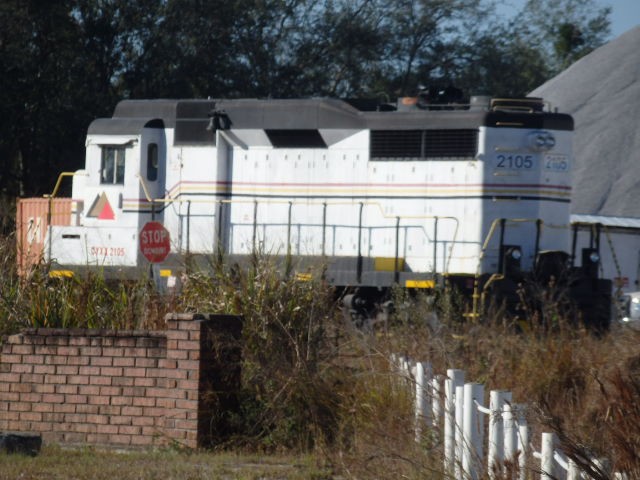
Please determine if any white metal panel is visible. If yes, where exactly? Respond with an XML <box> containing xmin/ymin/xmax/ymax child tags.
<box><xmin>48</xmin><ymin>225</ymin><xmax>139</xmax><ymax>267</ymax></box>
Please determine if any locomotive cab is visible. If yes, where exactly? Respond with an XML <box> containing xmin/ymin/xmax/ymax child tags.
<box><xmin>45</xmin><ymin>118</ymin><xmax>167</xmax><ymax>274</ymax></box>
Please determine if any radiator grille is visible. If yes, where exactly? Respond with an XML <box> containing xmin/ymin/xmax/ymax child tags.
<box><xmin>371</xmin><ymin>129</ymin><xmax>478</xmax><ymax>160</ymax></box>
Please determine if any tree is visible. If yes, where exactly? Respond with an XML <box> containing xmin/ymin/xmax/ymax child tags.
<box><xmin>450</xmin><ymin>27</ymin><xmax>551</xmax><ymax>98</ymax></box>
<box><xmin>0</xmin><ymin>0</ymin><xmax>92</xmax><ymax>198</ymax></box>
<box><xmin>515</xmin><ymin>0</ymin><xmax>611</xmax><ymax>73</ymax></box>
<box><xmin>379</xmin><ymin>0</ymin><xmax>487</xmax><ymax>97</ymax></box>
<box><xmin>0</xmin><ymin>0</ymin><xmax>613</xmax><ymax>209</ymax></box>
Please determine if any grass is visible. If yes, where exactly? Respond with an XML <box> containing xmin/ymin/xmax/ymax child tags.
<box><xmin>3</xmin><ymin>232</ymin><xmax>640</xmax><ymax>477</ymax></box>
<box><xmin>0</xmin><ymin>445</ymin><xmax>334</xmax><ymax>480</ymax></box>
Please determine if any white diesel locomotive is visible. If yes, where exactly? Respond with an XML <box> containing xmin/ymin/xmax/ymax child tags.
<box><xmin>18</xmin><ymin>96</ymin><xmax>611</xmax><ymax>326</ymax></box>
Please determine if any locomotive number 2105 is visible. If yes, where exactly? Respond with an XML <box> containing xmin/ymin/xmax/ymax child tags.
<box><xmin>495</xmin><ymin>154</ymin><xmax>534</xmax><ymax>170</ymax></box>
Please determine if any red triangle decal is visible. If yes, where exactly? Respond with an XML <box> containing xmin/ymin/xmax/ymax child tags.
<box><xmin>98</xmin><ymin>198</ymin><xmax>115</xmax><ymax>220</ymax></box>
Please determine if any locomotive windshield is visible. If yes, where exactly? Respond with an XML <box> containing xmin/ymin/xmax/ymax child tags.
<box><xmin>101</xmin><ymin>146</ymin><xmax>126</xmax><ymax>185</ymax></box>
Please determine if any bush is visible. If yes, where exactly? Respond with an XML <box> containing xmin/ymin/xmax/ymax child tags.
<box><xmin>0</xmin><ymin>233</ymin><xmax>170</xmax><ymax>335</ymax></box>
<box><xmin>180</xmin><ymin>254</ymin><xmax>344</xmax><ymax>451</ymax></box>
<box><xmin>4</xmin><ymin>228</ymin><xmax>640</xmax><ymax>477</ymax></box>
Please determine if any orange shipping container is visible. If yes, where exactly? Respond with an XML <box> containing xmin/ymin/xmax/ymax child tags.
<box><xmin>16</xmin><ymin>198</ymin><xmax>73</xmax><ymax>275</ymax></box>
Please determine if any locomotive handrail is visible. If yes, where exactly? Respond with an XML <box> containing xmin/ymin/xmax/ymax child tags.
<box><xmin>136</xmin><ymin>175</ymin><xmax>460</xmax><ymax>274</ymax></box>
<box><xmin>41</xmin><ymin>171</ymin><xmax>89</xmax><ymax>268</ymax></box>
<box><xmin>490</xmin><ymin>97</ymin><xmax>551</xmax><ymax>113</ymax></box>
<box><xmin>472</xmin><ymin>217</ymin><xmax>547</xmax><ymax>319</ymax></box>
<box><xmin>44</xmin><ymin>171</ymin><xmax>88</xmax><ymax>199</ymax></box>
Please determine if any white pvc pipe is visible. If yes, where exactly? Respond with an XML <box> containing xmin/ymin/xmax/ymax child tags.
<box><xmin>424</xmin><ymin>362</ymin><xmax>433</xmax><ymax>426</ymax></box>
<box><xmin>455</xmin><ymin>384</ymin><xmax>465</xmax><ymax>479</ymax></box>
<box><xmin>463</xmin><ymin>383</ymin><xmax>485</xmax><ymax>480</ymax></box>
<box><xmin>567</xmin><ymin>459</ymin><xmax>580</xmax><ymax>480</ymax></box>
<box><xmin>431</xmin><ymin>374</ymin><xmax>442</xmax><ymax>428</ymax></box>
<box><xmin>503</xmin><ymin>401</ymin><xmax>517</xmax><ymax>465</ymax></box>
<box><xmin>445</xmin><ymin>369</ymin><xmax>464</xmax><ymax>475</ymax></box>
<box><xmin>540</xmin><ymin>432</ymin><xmax>555</xmax><ymax>479</ymax></box>
<box><xmin>488</xmin><ymin>390</ymin><xmax>511</xmax><ymax>479</ymax></box>
<box><xmin>414</xmin><ymin>362</ymin><xmax>428</xmax><ymax>442</ymax></box>
<box><xmin>517</xmin><ymin>417</ymin><xmax>529</xmax><ymax>480</ymax></box>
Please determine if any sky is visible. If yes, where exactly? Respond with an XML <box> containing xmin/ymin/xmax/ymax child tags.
<box><xmin>606</xmin><ymin>0</ymin><xmax>640</xmax><ymax>38</ymax></box>
<box><xmin>500</xmin><ymin>0</ymin><xmax>639</xmax><ymax>40</ymax></box>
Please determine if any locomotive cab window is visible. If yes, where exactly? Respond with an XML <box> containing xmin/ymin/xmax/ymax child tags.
<box><xmin>101</xmin><ymin>146</ymin><xmax>126</xmax><ymax>184</ymax></box>
<box><xmin>147</xmin><ymin>143</ymin><xmax>158</xmax><ymax>182</ymax></box>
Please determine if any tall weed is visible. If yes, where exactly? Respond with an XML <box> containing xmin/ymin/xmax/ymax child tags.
<box><xmin>180</xmin><ymin>254</ymin><xmax>343</xmax><ymax>451</ymax></box>
<box><xmin>3</xmin><ymin>228</ymin><xmax>640</xmax><ymax>476</ymax></box>
<box><xmin>0</xmin><ymin>233</ymin><xmax>169</xmax><ymax>335</ymax></box>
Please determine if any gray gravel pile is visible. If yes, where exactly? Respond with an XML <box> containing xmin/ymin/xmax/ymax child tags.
<box><xmin>530</xmin><ymin>26</ymin><xmax>640</xmax><ymax>217</ymax></box>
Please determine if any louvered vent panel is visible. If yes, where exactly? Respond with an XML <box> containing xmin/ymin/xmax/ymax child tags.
<box><xmin>371</xmin><ymin>129</ymin><xmax>478</xmax><ymax>159</ymax></box>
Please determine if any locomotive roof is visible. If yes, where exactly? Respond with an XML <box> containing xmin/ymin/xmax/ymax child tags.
<box><xmin>88</xmin><ymin>97</ymin><xmax>572</xmax><ymax>143</ymax></box>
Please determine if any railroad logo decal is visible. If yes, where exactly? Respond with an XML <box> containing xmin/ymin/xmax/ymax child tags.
<box><xmin>87</xmin><ymin>192</ymin><xmax>115</xmax><ymax>220</ymax></box>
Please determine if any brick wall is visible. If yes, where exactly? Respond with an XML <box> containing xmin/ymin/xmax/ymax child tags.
<box><xmin>0</xmin><ymin>313</ymin><xmax>242</xmax><ymax>449</ymax></box>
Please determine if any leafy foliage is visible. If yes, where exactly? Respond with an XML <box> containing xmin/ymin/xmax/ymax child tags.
<box><xmin>0</xmin><ymin>0</ymin><xmax>612</xmax><ymax>204</ymax></box>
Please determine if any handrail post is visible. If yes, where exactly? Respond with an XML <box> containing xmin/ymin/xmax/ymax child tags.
<box><xmin>286</xmin><ymin>201</ymin><xmax>293</xmax><ymax>275</ymax></box>
<box><xmin>43</xmin><ymin>171</ymin><xmax>79</xmax><ymax>266</ymax></box>
<box><xmin>186</xmin><ymin>200</ymin><xmax>191</xmax><ymax>257</ymax></box>
<box><xmin>571</xmin><ymin>223</ymin><xmax>578</xmax><ymax>267</ymax></box>
<box><xmin>287</xmin><ymin>201</ymin><xmax>293</xmax><ymax>257</ymax></box>
<box><xmin>534</xmin><ymin>219</ymin><xmax>542</xmax><ymax>261</ymax></box>
<box><xmin>497</xmin><ymin>218</ymin><xmax>506</xmax><ymax>273</ymax></box>
<box><xmin>357</xmin><ymin>202</ymin><xmax>363</xmax><ymax>283</ymax></box>
<box><xmin>252</xmin><ymin>200</ymin><xmax>258</xmax><ymax>253</ymax></box>
<box><xmin>394</xmin><ymin>216</ymin><xmax>400</xmax><ymax>284</ymax></box>
<box><xmin>321</xmin><ymin>202</ymin><xmax>327</xmax><ymax>256</ymax></box>
<box><xmin>433</xmin><ymin>216</ymin><xmax>439</xmax><ymax>272</ymax></box>
<box><xmin>216</xmin><ymin>200</ymin><xmax>224</xmax><ymax>266</ymax></box>
<box><xmin>47</xmin><ymin>195</ymin><xmax>52</xmax><ymax>265</ymax></box>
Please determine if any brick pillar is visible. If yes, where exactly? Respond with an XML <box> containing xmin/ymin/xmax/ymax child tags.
<box><xmin>163</xmin><ymin>313</ymin><xmax>243</xmax><ymax>448</ymax></box>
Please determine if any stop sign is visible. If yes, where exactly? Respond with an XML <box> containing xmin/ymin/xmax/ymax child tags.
<box><xmin>139</xmin><ymin>221</ymin><xmax>170</xmax><ymax>263</ymax></box>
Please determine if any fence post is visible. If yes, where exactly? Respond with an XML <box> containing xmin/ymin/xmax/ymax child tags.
<box><xmin>455</xmin><ymin>384</ymin><xmax>465</xmax><ymax>479</ymax></box>
<box><xmin>463</xmin><ymin>382</ymin><xmax>485</xmax><ymax>480</ymax></box>
<box><xmin>431</xmin><ymin>374</ymin><xmax>443</xmax><ymax>429</ymax></box>
<box><xmin>414</xmin><ymin>361</ymin><xmax>432</xmax><ymax>442</ymax></box>
<box><xmin>403</xmin><ymin>358</ymin><xmax>412</xmax><ymax>383</ymax></box>
<box><xmin>567</xmin><ymin>459</ymin><xmax>580</xmax><ymax>480</ymax></box>
<box><xmin>445</xmin><ymin>369</ymin><xmax>465</xmax><ymax>475</ymax></box>
<box><xmin>516</xmin><ymin>407</ymin><xmax>529</xmax><ymax>480</ymax></box>
<box><xmin>488</xmin><ymin>390</ymin><xmax>511</xmax><ymax>479</ymax></box>
<box><xmin>540</xmin><ymin>432</ymin><xmax>555</xmax><ymax>479</ymax></box>
<box><xmin>503</xmin><ymin>400</ymin><xmax>517</xmax><ymax>466</ymax></box>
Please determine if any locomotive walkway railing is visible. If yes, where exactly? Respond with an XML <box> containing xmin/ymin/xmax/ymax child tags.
<box><xmin>392</xmin><ymin>355</ymin><xmax>619</xmax><ymax>479</ymax></box>
<box><xmin>136</xmin><ymin>174</ymin><xmax>461</xmax><ymax>274</ymax></box>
